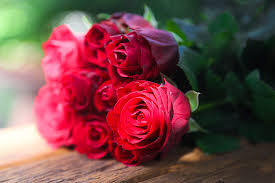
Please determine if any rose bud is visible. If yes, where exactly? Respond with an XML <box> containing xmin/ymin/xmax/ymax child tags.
<box><xmin>84</xmin><ymin>21</ymin><xmax>120</xmax><ymax>68</ymax></box>
<box><xmin>94</xmin><ymin>80</ymin><xmax>117</xmax><ymax>113</ymax></box>
<box><xmin>34</xmin><ymin>84</ymin><xmax>75</xmax><ymax>148</ymax></box>
<box><xmin>42</xmin><ymin>25</ymin><xmax>85</xmax><ymax>82</ymax></box>
<box><xmin>73</xmin><ymin>115</ymin><xmax>110</xmax><ymax>159</ymax></box>
<box><xmin>110</xmin><ymin>12</ymin><xmax>153</xmax><ymax>31</ymax></box>
<box><xmin>106</xmin><ymin>28</ymin><xmax>178</xmax><ymax>88</ymax></box>
<box><xmin>107</xmin><ymin>80</ymin><xmax>191</xmax><ymax>165</ymax></box>
<box><xmin>60</xmin><ymin>67</ymin><xmax>109</xmax><ymax>112</ymax></box>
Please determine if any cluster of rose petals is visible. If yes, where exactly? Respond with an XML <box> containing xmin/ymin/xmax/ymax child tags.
<box><xmin>34</xmin><ymin>12</ymin><xmax>190</xmax><ymax>166</ymax></box>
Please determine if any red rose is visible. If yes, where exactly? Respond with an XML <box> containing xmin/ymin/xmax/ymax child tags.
<box><xmin>111</xmin><ymin>12</ymin><xmax>153</xmax><ymax>31</ymax></box>
<box><xmin>107</xmin><ymin>80</ymin><xmax>191</xmax><ymax>165</ymax></box>
<box><xmin>106</xmin><ymin>28</ymin><xmax>178</xmax><ymax>88</ymax></box>
<box><xmin>73</xmin><ymin>115</ymin><xmax>110</xmax><ymax>159</ymax></box>
<box><xmin>34</xmin><ymin>84</ymin><xmax>75</xmax><ymax>148</ymax></box>
<box><xmin>60</xmin><ymin>67</ymin><xmax>109</xmax><ymax>112</ymax></box>
<box><xmin>42</xmin><ymin>25</ymin><xmax>85</xmax><ymax>82</ymax></box>
<box><xmin>106</xmin><ymin>31</ymin><xmax>159</xmax><ymax>88</ymax></box>
<box><xmin>94</xmin><ymin>80</ymin><xmax>117</xmax><ymax>113</ymax></box>
<box><xmin>109</xmin><ymin>140</ymin><xmax>140</xmax><ymax>166</ymax></box>
<box><xmin>84</xmin><ymin>21</ymin><xmax>120</xmax><ymax>68</ymax></box>
<box><xmin>135</xmin><ymin>28</ymin><xmax>179</xmax><ymax>74</ymax></box>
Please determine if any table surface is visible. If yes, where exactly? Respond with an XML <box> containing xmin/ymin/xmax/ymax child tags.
<box><xmin>0</xmin><ymin>124</ymin><xmax>274</xmax><ymax>183</ymax></box>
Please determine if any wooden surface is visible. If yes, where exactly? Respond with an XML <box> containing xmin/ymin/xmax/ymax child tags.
<box><xmin>0</xmin><ymin>124</ymin><xmax>275</xmax><ymax>183</ymax></box>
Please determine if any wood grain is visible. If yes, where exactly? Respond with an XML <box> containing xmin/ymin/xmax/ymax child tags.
<box><xmin>0</xmin><ymin>125</ymin><xmax>275</xmax><ymax>183</ymax></box>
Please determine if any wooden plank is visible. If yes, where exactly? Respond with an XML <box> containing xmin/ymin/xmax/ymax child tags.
<box><xmin>0</xmin><ymin>125</ymin><xmax>274</xmax><ymax>183</ymax></box>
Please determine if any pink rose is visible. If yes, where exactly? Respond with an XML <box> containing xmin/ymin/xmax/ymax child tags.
<box><xmin>34</xmin><ymin>84</ymin><xmax>75</xmax><ymax>147</ymax></box>
<box><xmin>42</xmin><ymin>25</ymin><xmax>85</xmax><ymax>82</ymax></box>
<box><xmin>73</xmin><ymin>115</ymin><xmax>110</xmax><ymax>159</ymax></box>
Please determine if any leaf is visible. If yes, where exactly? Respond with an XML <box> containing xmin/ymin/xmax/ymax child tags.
<box><xmin>97</xmin><ymin>13</ymin><xmax>110</xmax><ymax>21</ymax></box>
<box><xmin>224</xmin><ymin>72</ymin><xmax>245</xmax><ymax>105</ymax></box>
<box><xmin>186</xmin><ymin>90</ymin><xmax>200</xmax><ymax>112</ymax></box>
<box><xmin>239</xmin><ymin>122</ymin><xmax>275</xmax><ymax>143</ymax></box>
<box><xmin>205</xmin><ymin>70</ymin><xmax>225</xmax><ymax>100</ymax></box>
<box><xmin>179</xmin><ymin>46</ymin><xmax>206</xmax><ymax>75</ymax></box>
<box><xmin>166</xmin><ymin>20</ymin><xmax>193</xmax><ymax>47</ymax></box>
<box><xmin>196</xmin><ymin>134</ymin><xmax>240</xmax><ymax>154</ymax></box>
<box><xmin>194</xmin><ymin>107</ymin><xmax>240</xmax><ymax>132</ymax></box>
<box><xmin>188</xmin><ymin>118</ymin><xmax>209</xmax><ymax>133</ymax></box>
<box><xmin>178</xmin><ymin>64</ymin><xmax>198</xmax><ymax>90</ymax></box>
<box><xmin>173</xmin><ymin>18</ymin><xmax>209</xmax><ymax>47</ymax></box>
<box><xmin>143</xmin><ymin>5</ymin><xmax>158</xmax><ymax>28</ymax></box>
<box><xmin>245</xmin><ymin>70</ymin><xmax>275</xmax><ymax>122</ymax></box>
<box><xmin>178</xmin><ymin>46</ymin><xmax>207</xmax><ymax>90</ymax></box>
<box><xmin>208</xmin><ymin>11</ymin><xmax>239</xmax><ymax>36</ymax></box>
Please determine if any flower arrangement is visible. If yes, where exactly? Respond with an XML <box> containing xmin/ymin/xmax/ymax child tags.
<box><xmin>34</xmin><ymin>11</ymin><xmax>198</xmax><ymax>165</ymax></box>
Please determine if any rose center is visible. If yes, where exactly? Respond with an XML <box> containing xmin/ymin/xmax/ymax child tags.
<box><xmin>89</xmin><ymin>128</ymin><xmax>100</xmax><ymax>141</ymax></box>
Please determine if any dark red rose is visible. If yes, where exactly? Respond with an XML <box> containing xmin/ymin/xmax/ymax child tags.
<box><xmin>106</xmin><ymin>31</ymin><xmax>159</xmax><ymax>88</ymax></box>
<box><xmin>84</xmin><ymin>21</ymin><xmax>120</xmax><ymax>68</ymax></box>
<box><xmin>34</xmin><ymin>84</ymin><xmax>75</xmax><ymax>148</ymax></box>
<box><xmin>94</xmin><ymin>80</ymin><xmax>117</xmax><ymax>113</ymax></box>
<box><xmin>111</xmin><ymin>12</ymin><xmax>153</xmax><ymax>31</ymax></box>
<box><xmin>135</xmin><ymin>28</ymin><xmax>179</xmax><ymax>74</ymax></box>
<box><xmin>73</xmin><ymin>115</ymin><xmax>110</xmax><ymax>159</ymax></box>
<box><xmin>42</xmin><ymin>25</ymin><xmax>85</xmax><ymax>82</ymax></box>
<box><xmin>107</xmin><ymin>80</ymin><xmax>191</xmax><ymax>165</ymax></box>
<box><xmin>60</xmin><ymin>67</ymin><xmax>109</xmax><ymax>112</ymax></box>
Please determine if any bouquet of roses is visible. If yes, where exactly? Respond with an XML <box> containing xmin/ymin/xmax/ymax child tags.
<box><xmin>34</xmin><ymin>12</ymin><xmax>198</xmax><ymax>165</ymax></box>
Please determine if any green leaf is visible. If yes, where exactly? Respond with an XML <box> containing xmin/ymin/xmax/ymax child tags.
<box><xmin>179</xmin><ymin>46</ymin><xmax>206</xmax><ymax>75</ymax></box>
<box><xmin>205</xmin><ymin>70</ymin><xmax>225</xmax><ymax>100</ymax></box>
<box><xmin>194</xmin><ymin>107</ymin><xmax>240</xmax><ymax>132</ymax></box>
<box><xmin>186</xmin><ymin>90</ymin><xmax>200</xmax><ymax>112</ymax></box>
<box><xmin>245</xmin><ymin>70</ymin><xmax>275</xmax><ymax>96</ymax></box>
<box><xmin>97</xmin><ymin>13</ymin><xmax>110</xmax><ymax>21</ymax></box>
<box><xmin>245</xmin><ymin>70</ymin><xmax>275</xmax><ymax>122</ymax></box>
<box><xmin>178</xmin><ymin>46</ymin><xmax>206</xmax><ymax>90</ymax></box>
<box><xmin>178</xmin><ymin>64</ymin><xmax>198</xmax><ymax>90</ymax></box>
<box><xmin>239</xmin><ymin>122</ymin><xmax>275</xmax><ymax>143</ymax></box>
<box><xmin>224</xmin><ymin>72</ymin><xmax>245</xmax><ymax>105</ymax></box>
<box><xmin>166</xmin><ymin>20</ymin><xmax>193</xmax><ymax>47</ymax></box>
<box><xmin>188</xmin><ymin>118</ymin><xmax>209</xmax><ymax>133</ymax></box>
<box><xmin>196</xmin><ymin>134</ymin><xmax>240</xmax><ymax>154</ymax></box>
<box><xmin>143</xmin><ymin>5</ymin><xmax>158</xmax><ymax>28</ymax></box>
<box><xmin>208</xmin><ymin>11</ymin><xmax>239</xmax><ymax>35</ymax></box>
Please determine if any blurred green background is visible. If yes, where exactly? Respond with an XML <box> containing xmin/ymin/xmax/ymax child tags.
<box><xmin>0</xmin><ymin>0</ymin><xmax>274</xmax><ymax>128</ymax></box>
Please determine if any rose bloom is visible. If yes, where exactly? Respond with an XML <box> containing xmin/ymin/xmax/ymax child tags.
<box><xmin>110</xmin><ymin>12</ymin><xmax>153</xmax><ymax>31</ymax></box>
<box><xmin>34</xmin><ymin>84</ymin><xmax>75</xmax><ymax>148</ymax></box>
<box><xmin>42</xmin><ymin>25</ymin><xmax>85</xmax><ymax>82</ymax></box>
<box><xmin>107</xmin><ymin>80</ymin><xmax>191</xmax><ymax>165</ymax></box>
<box><xmin>84</xmin><ymin>21</ymin><xmax>120</xmax><ymax>68</ymax></box>
<box><xmin>94</xmin><ymin>80</ymin><xmax>117</xmax><ymax>113</ymax></box>
<box><xmin>106</xmin><ymin>28</ymin><xmax>178</xmax><ymax>88</ymax></box>
<box><xmin>73</xmin><ymin>115</ymin><xmax>110</xmax><ymax>159</ymax></box>
<box><xmin>60</xmin><ymin>67</ymin><xmax>109</xmax><ymax>113</ymax></box>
